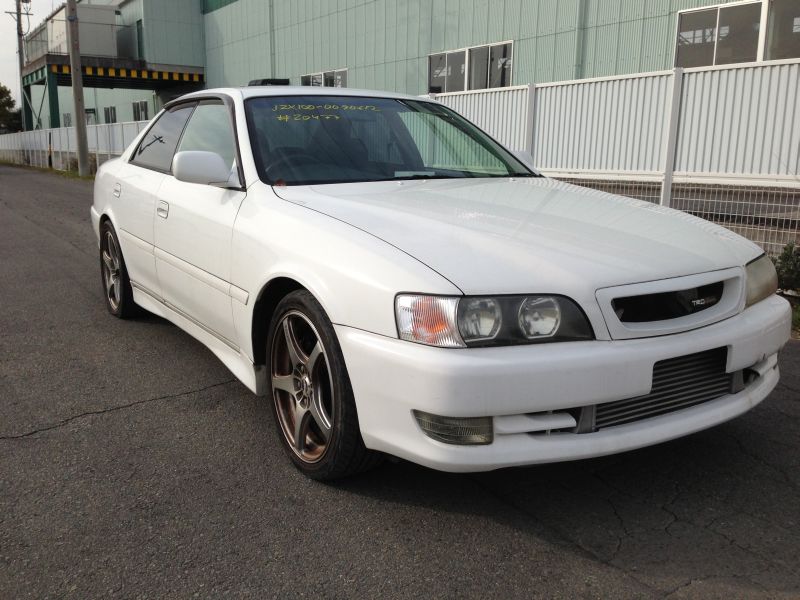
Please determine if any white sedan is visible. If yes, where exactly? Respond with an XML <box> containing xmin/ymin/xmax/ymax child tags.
<box><xmin>91</xmin><ymin>87</ymin><xmax>791</xmax><ymax>480</ymax></box>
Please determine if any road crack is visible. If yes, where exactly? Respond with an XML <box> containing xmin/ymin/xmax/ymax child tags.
<box><xmin>0</xmin><ymin>379</ymin><xmax>236</xmax><ymax>440</ymax></box>
<box><xmin>467</xmin><ymin>475</ymin><xmax>664</xmax><ymax>597</ymax></box>
<box><xmin>722</xmin><ymin>429</ymin><xmax>799</xmax><ymax>493</ymax></box>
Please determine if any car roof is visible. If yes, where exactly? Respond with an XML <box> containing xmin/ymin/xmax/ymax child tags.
<box><xmin>176</xmin><ymin>86</ymin><xmax>429</xmax><ymax>103</ymax></box>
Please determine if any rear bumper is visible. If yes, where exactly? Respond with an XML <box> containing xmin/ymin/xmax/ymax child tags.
<box><xmin>337</xmin><ymin>294</ymin><xmax>791</xmax><ymax>472</ymax></box>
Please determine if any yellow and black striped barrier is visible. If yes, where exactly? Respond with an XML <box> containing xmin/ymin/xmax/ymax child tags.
<box><xmin>50</xmin><ymin>64</ymin><xmax>204</xmax><ymax>83</ymax></box>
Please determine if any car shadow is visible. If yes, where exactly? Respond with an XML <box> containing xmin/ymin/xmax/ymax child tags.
<box><xmin>333</xmin><ymin>400</ymin><xmax>799</xmax><ymax>595</ymax></box>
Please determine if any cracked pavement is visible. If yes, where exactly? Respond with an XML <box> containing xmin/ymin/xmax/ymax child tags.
<box><xmin>1</xmin><ymin>164</ymin><xmax>799</xmax><ymax>598</ymax></box>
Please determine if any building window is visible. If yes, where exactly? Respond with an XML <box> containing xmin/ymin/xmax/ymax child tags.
<box><xmin>676</xmin><ymin>3</ymin><xmax>761</xmax><ymax>67</ymax></box>
<box><xmin>766</xmin><ymin>0</ymin><xmax>800</xmax><ymax>60</ymax></box>
<box><xmin>85</xmin><ymin>109</ymin><xmax>97</xmax><ymax>125</ymax></box>
<box><xmin>103</xmin><ymin>106</ymin><xmax>117</xmax><ymax>124</ymax></box>
<box><xmin>132</xmin><ymin>100</ymin><xmax>149</xmax><ymax>121</ymax></box>
<box><xmin>488</xmin><ymin>43</ymin><xmax>513</xmax><ymax>88</ymax></box>
<box><xmin>467</xmin><ymin>47</ymin><xmax>489</xmax><ymax>90</ymax></box>
<box><xmin>301</xmin><ymin>69</ymin><xmax>347</xmax><ymax>88</ymax></box>
<box><xmin>716</xmin><ymin>3</ymin><xmax>761</xmax><ymax>64</ymax></box>
<box><xmin>428</xmin><ymin>42</ymin><xmax>513</xmax><ymax>94</ymax></box>
<box><xmin>63</xmin><ymin>113</ymin><xmax>72</xmax><ymax>127</ymax></box>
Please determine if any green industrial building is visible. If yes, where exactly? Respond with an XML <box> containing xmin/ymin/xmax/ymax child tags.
<box><xmin>20</xmin><ymin>0</ymin><xmax>800</xmax><ymax>129</ymax></box>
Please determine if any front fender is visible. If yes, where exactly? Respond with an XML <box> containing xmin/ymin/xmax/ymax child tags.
<box><xmin>230</xmin><ymin>185</ymin><xmax>461</xmax><ymax>361</ymax></box>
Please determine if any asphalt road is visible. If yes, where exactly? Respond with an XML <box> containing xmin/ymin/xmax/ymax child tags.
<box><xmin>1</xmin><ymin>164</ymin><xmax>799</xmax><ymax>599</ymax></box>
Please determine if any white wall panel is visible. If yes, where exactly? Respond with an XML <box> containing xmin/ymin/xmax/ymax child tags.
<box><xmin>532</xmin><ymin>72</ymin><xmax>671</xmax><ymax>173</ymax></box>
<box><xmin>432</xmin><ymin>85</ymin><xmax>532</xmax><ymax>152</ymax></box>
<box><xmin>675</xmin><ymin>61</ymin><xmax>800</xmax><ymax>177</ymax></box>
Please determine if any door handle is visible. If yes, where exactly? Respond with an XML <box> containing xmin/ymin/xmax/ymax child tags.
<box><xmin>113</xmin><ymin>183</ymin><xmax>121</xmax><ymax>197</ymax></box>
<box><xmin>156</xmin><ymin>200</ymin><xmax>169</xmax><ymax>219</ymax></box>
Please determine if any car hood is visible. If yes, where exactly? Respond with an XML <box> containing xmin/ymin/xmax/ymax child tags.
<box><xmin>273</xmin><ymin>177</ymin><xmax>761</xmax><ymax>295</ymax></box>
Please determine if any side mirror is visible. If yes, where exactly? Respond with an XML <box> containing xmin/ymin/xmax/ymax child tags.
<box><xmin>173</xmin><ymin>151</ymin><xmax>240</xmax><ymax>188</ymax></box>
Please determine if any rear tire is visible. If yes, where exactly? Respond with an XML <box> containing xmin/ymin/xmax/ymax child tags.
<box><xmin>99</xmin><ymin>221</ymin><xmax>139</xmax><ymax>318</ymax></box>
<box><xmin>267</xmin><ymin>290</ymin><xmax>382</xmax><ymax>480</ymax></box>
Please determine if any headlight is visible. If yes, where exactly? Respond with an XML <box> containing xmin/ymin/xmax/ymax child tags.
<box><xmin>457</xmin><ymin>298</ymin><xmax>502</xmax><ymax>342</ymax></box>
<box><xmin>745</xmin><ymin>254</ymin><xmax>778</xmax><ymax>308</ymax></box>
<box><xmin>395</xmin><ymin>294</ymin><xmax>593</xmax><ymax>348</ymax></box>
<box><xmin>518</xmin><ymin>296</ymin><xmax>561</xmax><ymax>338</ymax></box>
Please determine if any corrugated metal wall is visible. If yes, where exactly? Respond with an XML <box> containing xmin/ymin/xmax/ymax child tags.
<box><xmin>202</xmin><ymin>0</ymin><xmax>749</xmax><ymax>93</ymax></box>
<box><xmin>532</xmin><ymin>72</ymin><xmax>672</xmax><ymax>173</ymax></box>
<box><xmin>205</xmin><ymin>0</ymin><xmax>272</xmax><ymax>87</ymax></box>
<box><xmin>141</xmin><ymin>0</ymin><xmax>205</xmax><ymax>68</ymax></box>
<box><xmin>676</xmin><ymin>61</ymin><xmax>800</xmax><ymax>177</ymax></box>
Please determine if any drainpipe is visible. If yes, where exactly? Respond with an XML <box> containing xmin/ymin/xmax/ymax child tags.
<box><xmin>573</xmin><ymin>0</ymin><xmax>587</xmax><ymax>80</ymax></box>
<box><xmin>268</xmin><ymin>0</ymin><xmax>276</xmax><ymax>78</ymax></box>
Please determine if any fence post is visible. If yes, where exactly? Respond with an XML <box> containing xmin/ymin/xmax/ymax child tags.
<box><xmin>660</xmin><ymin>67</ymin><xmax>684</xmax><ymax>207</ymax></box>
<box><xmin>525</xmin><ymin>83</ymin><xmax>536</xmax><ymax>159</ymax></box>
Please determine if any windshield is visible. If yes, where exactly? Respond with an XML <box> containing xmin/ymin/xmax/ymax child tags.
<box><xmin>244</xmin><ymin>95</ymin><xmax>538</xmax><ymax>185</ymax></box>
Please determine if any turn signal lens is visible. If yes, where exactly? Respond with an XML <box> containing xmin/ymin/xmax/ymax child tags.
<box><xmin>457</xmin><ymin>297</ymin><xmax>502</xmax><ymax>342</ymax></box>
<box><xmin>395</xmin><ymin>295</ymin><xmax>464</xmax><ymax>347</ymax></box>
<box><xmin>745</xmin><ymin>254</ymin><xmax>778</xmax><ymax>308</ymax></box>
<box><xmin>518</xmin><ymin>296</ymin><xmax>561</xmax><ymax>338</ymax></box>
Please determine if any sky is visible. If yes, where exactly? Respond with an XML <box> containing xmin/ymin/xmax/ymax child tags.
<box><xmin>1</xmin><ymin>1</ymin><xmax>59</xmax><ymax>105</ymax></box>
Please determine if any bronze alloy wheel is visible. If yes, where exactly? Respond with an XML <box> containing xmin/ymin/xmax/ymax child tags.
<box><xmin>270</xmin><ymin>310</ymin><xmax>335</xmax><ymax>463</ymax></box>
<box><xmin>101</xmin><ymin>230</ymin><xmax>123</xmax><ymax>311</ymax></box>
<box><xmin>99</xmin><ymin>221</ymin><xmax>138</xmax><ymax>318</ymax></box>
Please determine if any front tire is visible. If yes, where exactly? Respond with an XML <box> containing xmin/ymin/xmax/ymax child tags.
<box><xmin>99</xmin><ymin>221</ymin><xmax>138</xmax><ymax>318</ymax></box>
<box><xmin>267</xmin><ymin>290</ymin><xmax>381</xmax><ymax>480</ymax></box>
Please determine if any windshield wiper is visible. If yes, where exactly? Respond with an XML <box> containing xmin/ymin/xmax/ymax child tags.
<box><xmin>370</xmin><ymin>173</ymin><xmax>465</xmax><ymax>182</ymax></box>
<box><xmin>484</xmin><ymin>172</ymin><xmax>542</xmax><ymax>178</ymax></box>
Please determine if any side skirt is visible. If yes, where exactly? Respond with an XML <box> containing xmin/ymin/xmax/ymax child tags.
<box><xmin>131</xmin><ymin>282</ymin><xmax>268</xmax><ymax>396</ymax></box>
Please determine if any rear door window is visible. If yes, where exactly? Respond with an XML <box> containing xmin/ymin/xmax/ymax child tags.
<box><xmin>130</xmin><ymin>104</ymin><xmax>195</xmax><ymax>172</ymax></box>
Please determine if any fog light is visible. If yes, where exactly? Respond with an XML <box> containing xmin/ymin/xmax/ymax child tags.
<box><xmin>413</xmin><ymin>410</ymin><xmax>493</xmax><ymax>445</ymax></box>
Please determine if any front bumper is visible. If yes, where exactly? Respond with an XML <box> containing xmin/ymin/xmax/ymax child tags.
<box><xmin>336</xmin><ymin>294</ymin><xmax>791</xmax><ymax>472</ymax></box>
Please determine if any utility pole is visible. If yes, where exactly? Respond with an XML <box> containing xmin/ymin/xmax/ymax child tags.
<box><xmin>15</xmin><ymin>0</ymin><xmax>25</xmax><ymax>130</ymax></box>
<box><xmin>66</xmin><ymin>0</ymin><xmax>90</xmax><ymax>176</ymax></box>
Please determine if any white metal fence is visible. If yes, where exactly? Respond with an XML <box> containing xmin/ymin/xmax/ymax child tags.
<box><xmin>431</xmin><ymin>59</ymin><xmax>800</xmax><ymax>184</ymax></box>
<box><xmin>0</xmin><ymin>121</ymin><xmax>148</xmax><ymax>172</ymax></box>
<box><xmin>431</xmin><ymin>58</ymin><xmax>800</xmax><ymax>255</ymax></box>
<box><xmin>436</xmin><ymin>59</ymin><xmax>800</xmax><ymax>254</ymax></box>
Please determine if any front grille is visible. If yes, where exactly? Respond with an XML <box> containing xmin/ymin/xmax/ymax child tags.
<box><xmin>594</xmin><ymin>348</ymin><xmax>732</xmax><ymax>429</ymax></box>
<box><xmin>612</xmin><ymin>281</ymin><xmax>724</xmax><ymax>322</ymax></box>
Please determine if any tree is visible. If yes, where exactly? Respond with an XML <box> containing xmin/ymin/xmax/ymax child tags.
<box><xmin>0</xmin><ymin>83</ymin><xmax>22</xmax><ymax>132</ymax></box>
<box><xmin>774</xmin><ymin>242</ymin><xmax>800</xmax><ymax>292</ymax></box>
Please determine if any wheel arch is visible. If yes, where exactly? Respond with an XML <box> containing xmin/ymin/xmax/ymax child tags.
<box><xmin>251</xmin><ymin>276</ymin><xmax>308</xmax><ymax>366</ymax></box>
